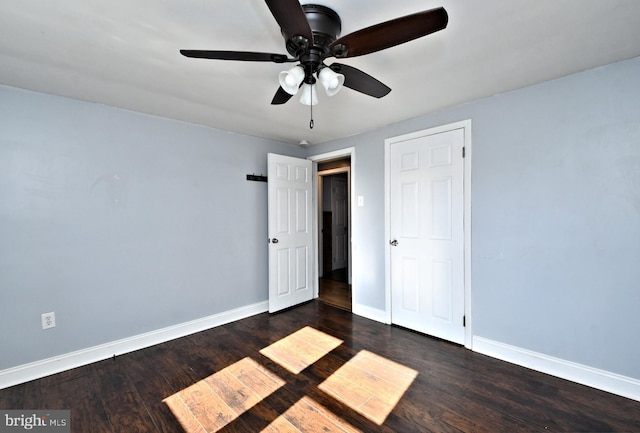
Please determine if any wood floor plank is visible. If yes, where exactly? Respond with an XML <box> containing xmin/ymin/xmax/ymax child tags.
<box><xmin>260</xmin><ymin>342</ymin><xmax>314</xmax><ymax>374</ymax></box>
<box><xmin>260</xmin><ymin>326</ymin><xmax>343</xmax><ymax>375</ymax></box>
<box><xmin>319</xmin><ymin>277</ymin><xmax>352</xmax><ymax>311</ymax></box>
<box><xmin>163</xmin><ymin>394</ymin><xmax>206</xmax><ymax>433</ymax></box>
<box><xmin>236</xmin><ymin>362</ymin><xmax>285</xmax><ymax>400</ymax></box>
<box><xmin>319</xmin><ymin>350</ymin><xmax>418</xmax><ymax>425</ymax></box>
<box><xmin>0</xmin><ymin>379</ymin><xmax>25</xmax><ymax>409</ymax></box>
<box><xmin>119</xmin><ymin>346</ymin><xmax>197</xmax><ymax>433</ymax></box>
<box><xmin>179</xmin><ymin>380</ymin><xmax>237</xmax><ymax>432</ymax></box>
<box><xmin>280</xmin><ymin>396</ymin><xmax>360</xmax><ymax>433</ymax></box>
<box><xmin>95</xmin><ymin>360</ymin><xmax>157</xmax><ymax>433</ymax></box>
<box><xmin>205</xmin><ymin>368</ymin><xmax>263</xmax><ymax>415</ymax></box>
<box><xmin>42</xmin><ymin>364</ymin><xmax>113</xmax><ymax>433</ymax></box>
<box><xmin>261</xmin><ymin>415</ymin><xmax>301</xmax><ymax>433</ymax></box>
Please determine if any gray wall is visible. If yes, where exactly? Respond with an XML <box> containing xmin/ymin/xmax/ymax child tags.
<box><xmin>307</xmin><ymin>56</ymin><xmax>640</xmax><ymax>379</ymax></box>
<box><xmin>0</xmin><ymin>86</ymin><xmax>304</xmax><ymax>369</ymax></box>
<box><xmin>2</xmin><ymin>56</ymin><xmax>639</xmax><ymax>381</ymax></box>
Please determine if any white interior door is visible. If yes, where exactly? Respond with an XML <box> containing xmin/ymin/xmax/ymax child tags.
<box><xmin>389</xmin><ymin>128</ymin><xmax>465</xmax><ymax>344</ymax></box>
<box><xmin>331</xmin><ymin>176</ymin><xmax>348</xmax><ymax>270</ymax></box>
<box><xmin>268</xmin><ymin>153</ymin><xmax>314</xmax><ymax>313</ymax></box>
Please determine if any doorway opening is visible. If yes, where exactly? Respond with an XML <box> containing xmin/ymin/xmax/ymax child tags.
<box><xmin>318</xmin><ymin>157</ymin><xmax>351</xmax><ymax>311</ymax></box>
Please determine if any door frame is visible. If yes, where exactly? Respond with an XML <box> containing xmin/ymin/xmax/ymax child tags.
<box><xmin>308</xmin><ymin>147</ymin><xmax>356</xmax><ymax>301</ymax></box>
<box><xmin>384</xmin><ymin>120</ymin><xmax>473</xmax><ymax>349</ymax></box>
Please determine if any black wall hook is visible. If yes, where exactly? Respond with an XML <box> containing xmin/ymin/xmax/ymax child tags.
<box><xmin>246</xmin><ymin>174</ymin><xmax>268</xmax><ymax>182</ymax></box>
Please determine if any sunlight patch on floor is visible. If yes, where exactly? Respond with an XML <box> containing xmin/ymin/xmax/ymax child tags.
<box><xmin>319</xmin><ymin>350</ymin><xmax>418</xmax><ymax>425</ymax></box>
<box><xmin>260</xmin><ymin>326</ymin><xmax>343</xmax><ymax>374</ymax></box>
<box><xmin>163</xmin><ymin>357</ymin><xmax>285</xmax><ymax>433</ymax></box>
<box><xmin>261</xmin><ymin>396</ymin><xmax>361</xmax><ymax>433</ymax></box>
<box><xmin>164</xmin><ymin>327</ymin><xmax>417</xmax><ymax>431</ymax></box>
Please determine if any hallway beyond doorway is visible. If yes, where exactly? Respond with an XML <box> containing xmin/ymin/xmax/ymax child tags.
<box><xmin>317</xmin><ymin>156</ymin><xmax>352</xmax><ymax>312</ymax></box>
<box><xmin>319</xmin><ymin>268</ymin><xmax>351</xmax><ymax>311</ymax></box>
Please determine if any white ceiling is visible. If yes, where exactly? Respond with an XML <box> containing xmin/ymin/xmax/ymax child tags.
<box><xmin>2</xmin><ymin>0</ymin><xmax>640</xmax><ymax>145</ymax></box>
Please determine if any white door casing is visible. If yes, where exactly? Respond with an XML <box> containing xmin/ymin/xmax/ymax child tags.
<box><xmin>388</xmin><ymin>126</ymin><xmax>467</xmax><ymax>344</ymax></box>
<box><xmin>268</xmin><ymin>154</ymin><xmax>314</xmax><ymax>313</ymax></box>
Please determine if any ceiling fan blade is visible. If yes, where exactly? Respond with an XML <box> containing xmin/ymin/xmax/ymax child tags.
<box><xmin>264</xmin><ymin>0</ymin><xmax>313</xmax><ymax>43</ymax></box>
<box><xmin>180</xmin><ymin>50</ymin><xmax>296</xmax><ymax>63</ymax></box>
<box><xmin>329</xmin><ymin>7</ymin><xmax>448</xmax><ymax>58</ymax></box>
<box><xmin>271</xmin><ymin>86</ymin><xmax>294</xmax><ymax>105</ymax></box>
<box><xmin>329</xmin><ymin>63</ymin><xmax>391</xmax><ymax>98</ymax></box>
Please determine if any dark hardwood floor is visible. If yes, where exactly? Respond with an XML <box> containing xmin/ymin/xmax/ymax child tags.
<box><xmin>1</xmin><ymin>301</ymin><xmax>639</xmax><ymax>432</ymax></box>
<box><xmin>319</xmin><ymin>268</ymin><xmax>351</xmax><ymax>311</ymax></box>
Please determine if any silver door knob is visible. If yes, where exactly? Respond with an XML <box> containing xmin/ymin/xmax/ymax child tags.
<box><xmin>389</xmin><ymin>239</ymin><xmax>398</xmax><ymax>246</ymax></box>
<box><xmin>271</xmin><ymin>238</ymin><xmax>279</xmax><ymax>244</ymax></box>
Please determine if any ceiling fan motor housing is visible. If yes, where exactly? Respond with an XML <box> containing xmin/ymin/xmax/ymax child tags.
<box><xmin>285</xmin><ymin>5</ymin><xmax>341</xmax><ymax>56</ymax></box>
<box><xmin>302</xmin><ymin>4</ymin><xmax>341</xmax><ymax>50</ymax></box>
<box><xmin>287</xmin><ymin>4</ymin><xmax>343</xmax><ymax>79</ymax></box>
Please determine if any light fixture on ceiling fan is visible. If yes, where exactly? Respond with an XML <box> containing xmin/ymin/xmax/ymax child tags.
<box><xmin>278</xmin><ymin>64</ymin><xmax>344</xmax><ymax>127</ymax></box>
<box><xmin>279</xmin><ymin>65</ymin><xmax>344</xmax><ymax>105</ymax></box>
<box><xmin>180</xmin><ymin>1</ymin><xmax>448</xmax><ymax>128</ymax></box>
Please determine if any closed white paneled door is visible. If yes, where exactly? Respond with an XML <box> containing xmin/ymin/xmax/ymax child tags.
<box><xmin>389</xmin><ymin>129</ymin><xmax>465</xmax><ymax>344</ymax></box>
<box><xmin>267</xmin><ymin>154</ymin><xmax>314</xmax><ymax>313</ymax></box>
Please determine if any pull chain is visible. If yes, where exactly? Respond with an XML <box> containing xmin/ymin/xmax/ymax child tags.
<box><xmin>309</xmin><ymin>85</ymin><xmax>314</xmax><ymax>129</ymax></box>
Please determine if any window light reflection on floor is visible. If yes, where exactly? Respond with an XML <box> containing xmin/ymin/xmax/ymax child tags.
<box><xmin>261</xmin><ymin>396</ymin><xmax>361</xmax><ymax>433</ymax></box>
<box><xmin>163</xmin><ymin>357</ymin><xmax>285</xmax><ymax>433</ymax></box>
<box><xmin>163</xmin><ymin>326</ymin><xmax>417</xmax><ymax>431</ymax></box>
<box><xmin>319</xmin><ymin>350</ymin><xmax>419</xmax><ymax>425</ymax></box>
<box><xmin>259</xmin><ymin>325</ymin><xmax>343</xmax><ymax>374</ymax></box>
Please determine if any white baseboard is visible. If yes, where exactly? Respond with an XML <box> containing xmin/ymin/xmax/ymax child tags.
<box><xmin>352</xmin><ymin>303</ymin><xmax>389</xmax><ymax>324</ymax></box>
<box><xmin>0</xmin><ymin>301</ymin><xmax>269</xmax><ymax>390</ymax></box>
<box><xmin>473</xmin><ymin>336</ymin><xmax>640</xmax><ymax>402</ymax></box>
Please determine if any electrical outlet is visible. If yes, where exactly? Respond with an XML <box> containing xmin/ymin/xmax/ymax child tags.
<box><xmin>41</xmin><ymin>312</ymin><xmax>56</xmax><ymax>330</ymax></box>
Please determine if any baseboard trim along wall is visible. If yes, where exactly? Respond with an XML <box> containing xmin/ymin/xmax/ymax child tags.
<box><xmin>352</xmin><ymin>303</ymin><xmax>389</xmax><ymax>324</ymax></box>
<box><xmin>0</xmin><ymin>301</ymin><xmax>269</xmax><ymax>390</ymax></box>
<box><xmin>473</xmin><ymin>336</ymin><xmax>640</xmax><ymax>402</ymax></box>
<box><xmin>353</xmin><ymin>308</ymin><xmax>640</xmax><ymax>402</ymax></box>
<box><xmin>4</xmin><ymin>304</ymin><xmax>638</xmax><ymax>403</ymax></box>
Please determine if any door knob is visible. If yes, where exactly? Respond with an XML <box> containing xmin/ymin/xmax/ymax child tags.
<box><xmin>389</xmin><ymin>239</ymin><xmax>399</xmax><ymax>246</ymax></box>
<box><xmin>271</xmin><ymin>238</ymin><xmax>279</xmax><ymax>244</ymax></box>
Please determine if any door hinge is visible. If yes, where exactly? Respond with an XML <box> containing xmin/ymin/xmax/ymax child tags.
<box><xmin>462</xmin><ymin>147</ymin><xmax>466</xmax><ymax>158</ymax></box>
<box><xmin>463</xmin><ymin>315</ymin><xmax>466</xmax><ymax>327</ymax></box>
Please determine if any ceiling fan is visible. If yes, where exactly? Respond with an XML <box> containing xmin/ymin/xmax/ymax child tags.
<box><xmin>180</xmin><ymin>0</ymin><xmax>448</xmax><ymax>123</ymax></box>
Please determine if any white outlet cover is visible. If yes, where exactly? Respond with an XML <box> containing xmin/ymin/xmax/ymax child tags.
<box><xmin>41</xmin><ymin>312</ymin><xmax>56</xmax><ymax>329</ymax></box>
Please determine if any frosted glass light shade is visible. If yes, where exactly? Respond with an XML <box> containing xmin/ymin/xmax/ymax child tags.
<box><xmin>278</xmin><ymin>66</ymin><xmax>305</xmax><ymax>95</ymax></box>
<box><xmin>299</xmin><ymin>83</ymin><xmax>318</xmax><ymax>106</ymax></box>
<box><xmin>319</xmin><ymin>67</ymin><xmax>345</xmax><ymax>96</ymax></box>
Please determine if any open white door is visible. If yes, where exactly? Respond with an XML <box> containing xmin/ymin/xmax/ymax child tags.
<box><xmin>268</xmin><ymin>153</ymin><xmax>314</xmax><ymax>313</ymax></box>
<box><xmin>389</xmin><ymin>128</ymin><xmax>465</xmax><ymax>344</ymax></box>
